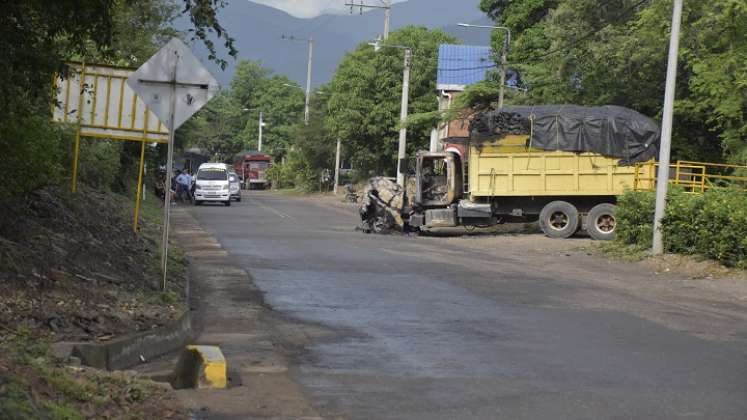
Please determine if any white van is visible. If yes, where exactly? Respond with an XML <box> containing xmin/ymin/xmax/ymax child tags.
<box><xmin>194</xmin><ymin>163</ymin><xmax>231</xmax><ymax>206</ymax></box>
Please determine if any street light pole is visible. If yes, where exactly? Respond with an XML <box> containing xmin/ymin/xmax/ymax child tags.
<box><xmin>457</xmin><ymin>23</ymin><xmax>511</xmax><ymax>109</ymax></box>
<box><xmin>242</xmin><ymin>108</ymin><xmax>267</xmax><ymax>152</ymax></box>
<box><xmin>653</xmin><ymin>0</ymin><xmax>684</xmax><ymax>255</ymax></box>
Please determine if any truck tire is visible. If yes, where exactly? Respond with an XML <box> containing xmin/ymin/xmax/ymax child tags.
<box><xmin>586</xmin><ymin>203</ymin><xmax>617</xmax><ymax>241</ymax></box>
<box><xmin>224</xmin><ymin>200</ymin><xmax>231</xmax><ymax>207</ymax></box>
<box><xmin>539</xmin><ymin>201</ymin><xmax>579</xmax><ymax>239</ymax></box>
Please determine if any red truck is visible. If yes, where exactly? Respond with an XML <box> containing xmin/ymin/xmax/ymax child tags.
<box><xmin>233</xmin><ymin>152</ymin><xmax>271</xmax><ymax>190</ymax></box>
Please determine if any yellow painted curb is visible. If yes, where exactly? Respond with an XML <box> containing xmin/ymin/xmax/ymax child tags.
<box><xmin>173</xmin><ymin>345</ymin><xmax>228</xmax><ymax>389</ymax></box>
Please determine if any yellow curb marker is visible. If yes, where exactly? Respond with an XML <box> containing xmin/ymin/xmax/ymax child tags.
<box><xmin>175</xmin><ymin>345</ymin><xmax>227</xmax><ymax>389</ymax></box>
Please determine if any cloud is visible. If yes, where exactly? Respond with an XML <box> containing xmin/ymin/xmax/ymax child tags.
<box><xmin>249</xmin><ymin>0</ymin><xmax>405</xmax><ymax>19</ymax></box>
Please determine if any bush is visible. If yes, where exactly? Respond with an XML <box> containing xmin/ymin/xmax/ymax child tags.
<box><xmin>1</xmin><ymin>107</ymin><xmax>70</xmax><ymax>200</ymax></box>
<box><xmin>661</xmin><ymin>189</ymin><xmax>703</xmax><ymax>254</ymax></box>
<box><xmin>615</xmin><ymin>189</ymin><xmax>747</xmax><ymax>268</ymax></box>
<box><xmin>616</xmin><ymin>191</ymin><xmax>656</xmax><ymax>248</ymax></box>
<box><xmin>694</xmin><ymin>190</ymin><xmax>747</xmax><ymax>268</ymax></box>
<box><xmin>78</xmin><ymin>140</ymin><xmax>123</xmax><ymax>191</ymax></box>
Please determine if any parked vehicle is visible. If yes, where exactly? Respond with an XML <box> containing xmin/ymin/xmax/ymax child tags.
<box><xmin>233</xmin><ymin>152</ymin><xmax>271</xmax><ymax>190</ymax></box>
<box><xmin>194</xmin><ymin>163</ymin><xmax>231</xmax><ymax>206</ymax></box>
<box><xmin>360</xmin><ymin>106</ymin><xmax>662</xmax><ymax>240</ymax></box>
<box><xmin>228</xmin><ymin>170</ymin><xmax>241</xmax><ymax>202</ymax></box>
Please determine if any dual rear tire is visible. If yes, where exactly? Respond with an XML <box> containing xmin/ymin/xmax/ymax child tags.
<box><xmin>538</xmin><ymin>201</ymin><xmax>616</xmax><ymax>241</ymax></box>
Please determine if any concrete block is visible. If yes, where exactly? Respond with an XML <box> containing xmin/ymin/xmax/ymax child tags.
<box><xmin>172</xmin><ymin>345</ymin><xmax>227</xmax><ymax>390</ymax></box>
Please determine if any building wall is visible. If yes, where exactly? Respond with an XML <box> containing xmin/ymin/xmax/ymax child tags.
<box><xmin>438</xmin><ymin>90</ymin><xmax>473</xmax><ymax>140</ymax></box>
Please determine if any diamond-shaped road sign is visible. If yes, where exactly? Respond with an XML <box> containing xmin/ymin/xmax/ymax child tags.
<box><xmin>126</xmin><ymin>37</ymin><xmax>220</xmax><ymax>290</ymax></box>
<box><xmin>126</xmin><ymin>38</ymin><xmax>220</xmax><ymax>131</ymax></box>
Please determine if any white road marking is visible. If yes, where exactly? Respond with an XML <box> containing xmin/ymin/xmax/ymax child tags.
<box><xmin>252</xmin><ymin>197</ymin><xmax>295</xmax><ymax>220</ymax></box>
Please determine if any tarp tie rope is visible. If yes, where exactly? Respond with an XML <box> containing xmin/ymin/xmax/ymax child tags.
<box><xmin>526</xmin><ymin>114</ymin><xmax>535</xmax><ymax>170</ymax></box>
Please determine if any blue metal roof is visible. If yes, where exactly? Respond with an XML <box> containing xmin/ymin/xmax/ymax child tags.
<box><xmin>437</xmin><ymin>44</ymin><xmax>494</xmax><ymax>91</ymax></box>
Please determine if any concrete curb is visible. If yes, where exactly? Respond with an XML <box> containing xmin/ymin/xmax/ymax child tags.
<box><xmin>57</xmin><ymin>310</ymin><xmax>194</xmax><ymax>371</ymax></box>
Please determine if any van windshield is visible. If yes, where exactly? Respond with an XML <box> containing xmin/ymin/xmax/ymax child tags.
<box><xmin>197</xmin><ymin>169</ymin><xmax>227</xmax><ymax>181</ymax></box>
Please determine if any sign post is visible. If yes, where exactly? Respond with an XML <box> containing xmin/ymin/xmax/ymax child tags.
<box><xmin>127</xmin><ymin>38</ymin><xmax>219</xmax><ymax>290</ymax></box>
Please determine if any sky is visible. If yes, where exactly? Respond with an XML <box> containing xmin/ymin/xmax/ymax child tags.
<box><xmin>249</xmin><ymin>0</ymin><xmax>407</xmax><ymax>18</ymax></box>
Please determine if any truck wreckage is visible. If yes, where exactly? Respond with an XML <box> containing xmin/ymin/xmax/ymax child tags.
<box><xmin>360</xmin><ymin>105</ymin><xmax>661</xmax><ymax>240</ymax></box>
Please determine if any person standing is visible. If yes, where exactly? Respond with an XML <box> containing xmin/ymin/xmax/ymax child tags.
<box><xmin>175</xmin><ymin>170</ymin><xmax>191</xmax><ymax>203</ymax></box>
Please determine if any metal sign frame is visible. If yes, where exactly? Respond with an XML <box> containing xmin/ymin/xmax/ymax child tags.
<box><xmin>52</xmin><ymin>62</ymin><xmax>169</xmax><ymax>231</ymax></box>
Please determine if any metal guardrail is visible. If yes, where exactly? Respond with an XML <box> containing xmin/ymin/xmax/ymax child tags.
<box><xmin>634</xmin><ymin>160</ymin><xmax>747</xmax><ymax>193</ymax></box>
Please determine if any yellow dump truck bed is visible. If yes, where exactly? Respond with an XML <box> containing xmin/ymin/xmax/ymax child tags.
<box><xmin>468</xmin><ymin>135</ymin><xmax>655</xmax><ymax>198</ymax></box>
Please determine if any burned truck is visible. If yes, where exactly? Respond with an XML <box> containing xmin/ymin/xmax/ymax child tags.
<box><xmin>360</xmin><ymin>105</ymin><xmax>660</xmax><ymax>240</ymax></box>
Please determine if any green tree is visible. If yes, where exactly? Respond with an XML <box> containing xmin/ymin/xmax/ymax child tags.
<box><xmin>275</xmin><ymin>92</ymin><xmax>337</xmax><ymax>191</ymax></box>
<box><xmin>178</xmin><ymin>92</ymin><xmax>245</xmax><ymax>161</ymax></box>
<box><xmin>225</xmin><ymin>60</ymin><xmax>305</xmax><ymax>158</ymax></box>
<box><xmin>476</xmin><ymin>0</ymin><xmax>747</xmax><ymax>163</ymax></box>
<box><xmin>326</xmin><ymin>26</ymin><xmax>458</xmax><ymax>176</ymax></box>
<box><xmin>1</xmin><ymin>0</ymin><xmax>236</xmax><ymax>198</ymax></box>
<box><xmin>180</xmin><ymin>60</ymin><xmax>305</xmax><ymax>162</ymax></box>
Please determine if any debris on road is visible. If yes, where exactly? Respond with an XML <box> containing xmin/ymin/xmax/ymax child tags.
<box><xmin>359</xmin><ymin>177</ymin><xmax>406</xmax><ymax>233</ymax></box>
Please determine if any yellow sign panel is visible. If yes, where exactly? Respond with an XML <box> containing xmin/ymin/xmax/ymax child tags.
<box><xmin>52</xmin><ymin>62</ymin><xmax>168</xmax><ymax>143</ymax></box>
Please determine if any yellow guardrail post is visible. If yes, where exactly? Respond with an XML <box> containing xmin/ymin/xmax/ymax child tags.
<box><xmin>71</xmin><ymin>63</ymin><xmax>86</xmax><ymax>193</ymax></box>
<box><xmin>133</xmin><ymin>142</ymin><xmax>146</xmax><ymax>232</ymax></box>
<box><xmin>71</xmin><ymin>128</ymin><xmax>82</xmax><ymax>193</ymax></box>
<box><xmin>133</xmin><ymin>111</ymin><xmax>150</xmax><ymax>232</ymax></box>
<box><xmin>700</xmin><ymin>165</ymin><xmax>706</xmax><ymax>192</ymax></box>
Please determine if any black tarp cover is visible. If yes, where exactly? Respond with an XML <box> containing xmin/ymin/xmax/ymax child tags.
<box><xmin>470</xmin><ymin>105</ymin><xmax>660</xmax><ymax>164</ymax></box>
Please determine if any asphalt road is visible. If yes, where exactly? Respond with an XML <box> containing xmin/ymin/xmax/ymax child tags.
<box><xmin>189</xmin><ymin>191</ymin><xmax>747</xmax><ymax>420</ymax></box>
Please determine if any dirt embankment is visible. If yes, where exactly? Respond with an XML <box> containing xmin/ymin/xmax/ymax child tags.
<box><xmin>0</xmin><ymin>185</ymin><xmax>185</xmax><ymax>342</ymax></box>
<box><xmin>0</xmin><ymin>186</ymin><xmax>190</xmax><ymax>418</ymax></box>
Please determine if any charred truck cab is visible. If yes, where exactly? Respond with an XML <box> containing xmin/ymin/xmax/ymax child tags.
<box><xmin>410</xmin><ymin>151</ymin><xmax>496</xmax><ymax>229</ymax></box>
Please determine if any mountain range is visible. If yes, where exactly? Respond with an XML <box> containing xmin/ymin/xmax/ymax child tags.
<box><xmin>182</xmin><ymin>0</ymin><xmax>493</xmax><ymax>88</ymax></box>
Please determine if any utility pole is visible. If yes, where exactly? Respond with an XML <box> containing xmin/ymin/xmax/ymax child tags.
<box><xmin>334</xmin><ymin>138</ymin><xmax>342</xmax><ymax>194</ymax></box>
<box><xmin>258</xmin><ymin>111</ymin><xmax>264</xmax><ymax>152</ymax></box>
<box><xmin>653</xmin><ymin>0</ymin><xmax>684</xmax><ymax>255</ymax></box>
<box><xmin>281</xmin><ymin>35</ymin><xmax>314</xmax><ymax>125</ymax></box>
<box><xmin>346</xmin><ymin>0</ymin><xmax>392</xmax><ymax>39</ymax></box>
<box><xmin>396</xmin><ymin>48</ymin><xmax>411</xmax><ymax>186</ymax></box>
<box><xmin>457</xmin><ymin>23</ymin><xmax>511</xmax><ymax>109</ymax></box>
<box><xmin>370</xmin><ymin>36</ymin><xmax>411</xmax><ymax>187</ymax></box>
<box><xmin>305</xmin><ymin>38</ymin><xmax>313</xmax><ymax>125</ymax></box>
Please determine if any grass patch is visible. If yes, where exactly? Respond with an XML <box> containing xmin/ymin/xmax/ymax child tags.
<box><xmin>595</xmin><ymin>242</ymin><xmax>650</xmax><ymax>262</ymax></box>
<box><xmin>274</xmin><ymin>188</ymin><xmax>306</xmax><ymax>197</ymax></box>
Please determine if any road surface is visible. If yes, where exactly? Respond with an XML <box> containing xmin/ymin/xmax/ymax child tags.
<box><xmin>188</xmin><ymin>191</ymin><xmax>747</xmax><ymax>420</ymax></box>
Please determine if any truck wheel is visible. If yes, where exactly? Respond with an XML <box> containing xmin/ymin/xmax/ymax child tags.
<box><xmin>539</xmin><ymin>201</ymin><xmax>579</xmax><ymax>239</ymax></box>
<box><xmin>586</xmin><ymin>203</ymin><xmax>617</xmax><ymax>241</ymax></box>
<box><xmin>194</xmin><ymin>200</ymin><xmax>202</xmax><ymax>206</ymax></box>
<box><xmin>224</xmin><ymin>200</ymin><xmax>231</xmax><ymax>207</ymax></box>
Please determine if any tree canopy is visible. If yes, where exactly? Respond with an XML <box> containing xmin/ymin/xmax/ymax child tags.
<box><xmin>326</xmin><ymin>26</ymin><xmax>458</xmax><ymax>176</ymax></box>
<box><xmin>475</xmin><ymin>0</ymin><xmax>747</xmax><ymax>163</ymax></box>
<box><xmin>1</xmin><ymin>0</ymin><xmax>238</xmax><ymax>198</ymax></box>
<box><xmin>178</xmin><ymin>60</ymin><xmax>306</xmax><ymax>161</ymax></box>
